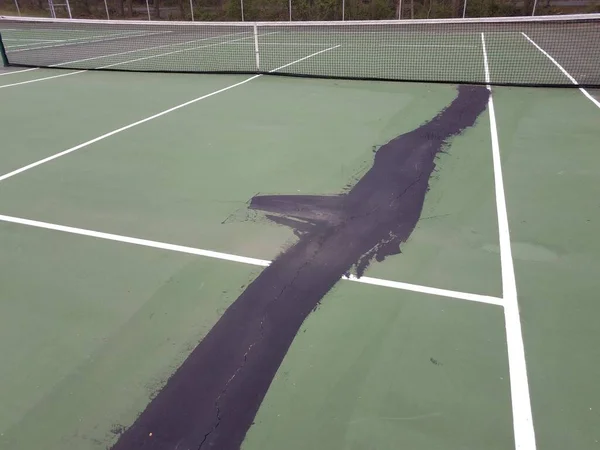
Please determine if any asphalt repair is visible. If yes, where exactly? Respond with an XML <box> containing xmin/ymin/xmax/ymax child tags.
<box><xmin>111</xmin><ymin>84</ymin><xmax>490</xmax><ymax>450</ymax></box>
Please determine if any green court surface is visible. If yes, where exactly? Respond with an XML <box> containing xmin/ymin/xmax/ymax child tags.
<box><xmin>0</xmin><ymin>46</ymin><xmax>599</xmax><ymax>450</ymax></box>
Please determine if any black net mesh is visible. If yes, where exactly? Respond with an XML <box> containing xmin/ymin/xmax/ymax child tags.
<box><xmin>1</xmin><ymin>14</ymin><xmax>599</xmax><ymax>87</ymax></box>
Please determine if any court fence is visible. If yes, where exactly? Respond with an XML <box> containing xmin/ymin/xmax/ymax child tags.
<box><xmin>5</xmin><ymin>0</ymin><xmax>600</xmax><ymax>22</ymax></box>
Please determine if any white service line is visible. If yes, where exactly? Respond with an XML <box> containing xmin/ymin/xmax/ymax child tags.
<box><xmin>232</xmin><ymin>42</ymin><xmax>328</xmax><ymax>46</ymax></box>
<box><xmin>521</xmin><ymin>32</ymin><xmax>600</xmax><ymax>110</ymax></box>
<box><xmin>269</xmin><ymin>44</ymin><xmax>339</xmax><ymax>72</ymax></box>
<box><xmin>344</xmin><ymin>274</ymin><xmax>502</xmax><ymax>306</ymax></box>
<box><xmin>380</xmin><ymin>44</ymin><xmax>476</xmax><ymax>48</ymax></box>
<box><xmin>0</xmin><ymin>213</ymin><xmax>502</xmax><ymax>305</ymax></box>
<box><xmin>0</xmin><ymin>67</ymin><xmax>39</xmax><ymax>76</ymax></box>
<box><xmin>0</xmin><ymin>70</ymin><xmax>86</xmax><ymax>89</ymax></box>
<box><xmin>0</xmin><ymin>45</ymin><xmax>335</xmax><ymax>181</ymax></box>
<box><xmin>227</xmin><ymin>43</ymin><xmax>475</xmax><ymax>48</ymax></box>
<box><xmin>481</xmin><ymin>33</ymin><xmax>537</xmax><ymax>450</ymax></box>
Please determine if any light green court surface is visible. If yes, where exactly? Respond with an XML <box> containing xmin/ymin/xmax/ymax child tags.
<box><xmin>0</xmin><ymin>65</ymin><xmax>599</xmax><ymax>450</ymax></box>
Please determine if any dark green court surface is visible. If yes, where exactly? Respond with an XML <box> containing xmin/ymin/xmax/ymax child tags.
<box><xmin>0</xmin><ymin>52</ymin><xmax>599</xmax><ymax>450</ymax></box>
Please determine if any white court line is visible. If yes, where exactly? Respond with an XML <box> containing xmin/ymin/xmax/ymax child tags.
<box><xmin>0</xmin><ymin>70</ymin><xmax>86</xmax><ymax>89</ymax></box>
<box><xmin>225</xmin><ymin>43</ymin><xmax>475</xmax><ymax>48</ymax></box>
<box><xmin>6</xmin><ymin>31</ymin><xmax>164</xmax><ymax>51</ymax></box>
<box><xmin>51</xmin><ymin>31</ymin><xmax>248</xmax><ymax>67</ymax></box>
<box><xmin>7</xmin><ymin>30</ymin><xmax>172</xmax><ymax>53</ymax></box>
<box><xmin>521</xmin><ymin>32</ymin><xmax>599</xmax><ymax>110</ymax></box>
<box><xmin>269</xmin><ymin>44</ymin><xmax>339</xmax><ymax>72</ymax></box>
<box><xmin>380</xmin><ymin>44</ymin><xmax>476</xmax><ymax>48</ymax></box>
<box><xmin>0</xmin><ymin>45</ymin><xmax>337</xmax><ymax>181</ymax></box>
<box><xmin>7</xmin><ymin>41</ymin><xmax>70</xmax><ymax>49</ymax></box>
<box><xmin>481</xmin><ymin>33</ymin><xmax>537</xmax><ymax>450</ymax></box>
<box><xmin>0</xmin><ymin>67</ymin><xmax>39</xmax><ymax>76</ymax></box>
<box><xmin>1</xmin><ymin>27</ymin><xmax>146</xmax><ymax>33</ymax></box>
<box><xmin>0</xmin><ymin>213</ymin><xmax>502</xmax><ymax>306</ymax></box>
<box><xmin>343</xmin><ymin>274</ymin><xmax>502</xmax><ymax>305</ymax></box>
<box><xmin>3</xmin><ymin>38</ymin><xmax>65</xmax><ymax>41</ymax></box>
<box><xmin>6</xmin><ymin>43</ymin><xmax>58</xmax><ymax>49</ymax></box>
<box><xmin>233</xmin><ymin>42</ymin><xmax>329</xmax><ymax>46</ymax></box>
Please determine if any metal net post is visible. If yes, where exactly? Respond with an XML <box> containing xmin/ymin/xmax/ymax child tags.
<box><xmin>146</xmin><ymin>0</ymin><xmax>151</xmax><ymax>20</ymax></box>
<box><xmin>189</xmin><ymin>0</ymin><xmax>195</xmax><ymax>20</ymax></box>
<box><xmin>13</xmin><ymin>0</ymin><xmax>21</xmax><ymax>16</ymax></box>
<box><xmin>0</xmin><ymin>33</ymin><xmax>9</xmax><ymax>67</ymax></box>
<box><xmin>104</xmin><ymin>0</ymin><xmax>110</xmax><ymax>19</ymax></box>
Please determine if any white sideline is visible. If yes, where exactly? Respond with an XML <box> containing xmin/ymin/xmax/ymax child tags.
<box><xmin>0</xmin><ymin>213</ymin><xmax>502</xmax><ymax>306</ymax></box>
<box><xmin>481</xmin><ymin>33</ymin><xmax>537</xmax><ymax>450</ymax></box>
<box><xmin>521</xmin><ymin>32</ymin><xmax>600</xmax><ymax>110</ymax></box>
<box><xmin>0</xmin><ymin>45</ymin><xmax>338</xmax><ymax>182</ymax></box>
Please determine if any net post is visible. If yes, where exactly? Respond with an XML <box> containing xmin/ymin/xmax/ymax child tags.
<box><xmin>189</xmin><ymin>0</ymin><xmax>194</xmax><ymax>21</ymax></box>
<box><xmin>532</xmin><ymin>0</ymin><xmax>538</xmax><ymax>16</ymax></box>
<box><xmin>240</xmin><ymin>0</ymin><xmax>244</xmax><ymax>21</ymax></box>
<box><xmin>462</xmin><ymin>0</ymin><xmax>467</xmax><ymax>18</ymax></box>
<box><xmin>253</xmin><ymin>23</ymin><xmax>260</xmax><ymax>71</ymax></box>
<box><xmin>342</xmin><ymin>0</ymin><xmax>345</xmax><ymax>20</ymax></box>
<box><xmin>146</xmin><ymin>0</ymin><xmax>151</xmax><ymax>20</ymax></box>
<box><xmin>289</xmin><ymin>0</ymin><xmax>292</xmax><ymax>21</ymax></box>
<box><xmin>0</xmin><ymin>34</ymin><xmax>10</xmax><ymax>68</ymax></box>
<box><xmin>104</xmin><ymin>0</ymin><xmax>110</xmax><ymax>19</ymax></box>
<box><xmin>65</xmin><ymin>0</ymin><xmax>72</xmax><ymax>19</ymax></box>
<box><xmin>14</xmin><ymin>0</ymin><xmax>21</xmax><ymax>16</ymax></box>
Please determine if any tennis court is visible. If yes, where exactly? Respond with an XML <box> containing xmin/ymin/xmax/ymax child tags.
<box><xmin>1</xmin><ymin>14</ymin><xmax>599</xmax><ymax>450</ymax></box>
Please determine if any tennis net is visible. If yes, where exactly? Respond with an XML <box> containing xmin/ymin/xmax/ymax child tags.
<box><xmin>1</xmin><ymin>14</ymin><xmax>599</xmax><ymax>87</ymax></box>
